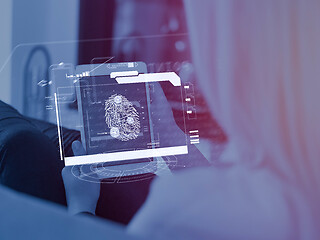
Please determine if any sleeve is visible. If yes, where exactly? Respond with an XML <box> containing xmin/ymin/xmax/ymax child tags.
<box><xmin>127</xmin><ymin>166</ymin><xmax>310</xmax><ymax>240</ymax></box>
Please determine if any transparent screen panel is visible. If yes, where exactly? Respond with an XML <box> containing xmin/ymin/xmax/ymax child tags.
<box><xmin>55</xmin><ymin>62</ymin><xmax>188</xmax><ymax>166</ymax></box>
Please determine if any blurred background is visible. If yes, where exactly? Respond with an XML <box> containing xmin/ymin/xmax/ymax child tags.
<box><xmin>0</xmin><ymin>0</ymin><xmax>227</xmax><ymax>161</ymax></box>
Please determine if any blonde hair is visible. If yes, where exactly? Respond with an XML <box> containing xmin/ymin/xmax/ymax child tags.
<box><xmin>185</xmin><ymin>0</ymin><xmax>320</xmax><ymax>198</ymax></box>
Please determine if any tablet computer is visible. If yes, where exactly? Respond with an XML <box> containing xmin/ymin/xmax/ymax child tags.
<box><xmin>54</xmin><ymin>62</ymin><xmax>188</xmax><ymax>178</ymax></box>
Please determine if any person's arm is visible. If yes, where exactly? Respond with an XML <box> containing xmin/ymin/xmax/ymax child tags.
<box><xmin>128</xmin><ymin>166</ymin><xmax>297</xmax><ymax>240</ymax></box>
<box><xmin>62</xmin><ymin>141</ymin><xmax>100</xmax><ymax>215</ymax></box>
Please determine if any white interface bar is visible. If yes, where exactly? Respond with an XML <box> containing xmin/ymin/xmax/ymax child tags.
<box><xmin>65</xmin><ymin>145</ymin><xmax>188</xmax><ymax>166</ymax></box>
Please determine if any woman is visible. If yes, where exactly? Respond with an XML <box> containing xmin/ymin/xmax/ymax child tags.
<box><xmin>2</xmin><ymin>0</ymin><xmax>320</xmax><ymax>239</ymax></box>
<box><xmin>128</xmin><ymin>0</ymin><xmax>319</xmax><ymax>238</ymax></box>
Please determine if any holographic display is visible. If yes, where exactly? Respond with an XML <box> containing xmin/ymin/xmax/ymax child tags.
<box><xmin>105</xmin><ymin>94</ymin><xmax>141</xmax><ymax>141</ymax></box>
<box><xmin>77</xmin><ymin>75</ymin><xmax>151</xmax><ymax>157</ymax></box>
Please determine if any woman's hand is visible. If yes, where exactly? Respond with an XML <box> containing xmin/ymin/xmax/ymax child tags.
<box><xmin>62</xmin><ymin>141</ymin><xmax>101</xmax><ymax>215</ymax></box>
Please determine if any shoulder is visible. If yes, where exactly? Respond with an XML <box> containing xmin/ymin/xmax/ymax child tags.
<box><xmin>129</xmin><ymin>165</ymin><xmax>307</xmax><ymax>240</ymax></box>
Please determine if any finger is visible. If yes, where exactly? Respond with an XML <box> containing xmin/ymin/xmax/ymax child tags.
<box><xmin>61</xmin><ymin>166</ymin><xmax>69</xmax><ymax>179</ymax></box>
<box><xmin>61</xmin><ymin>166</ymin><xmax>80</xmax><ymax>180</ymax></box>
<box><xmin>80</xmin><ymin>164</ymin><xmax>92</xmax><ymax>175</ymax></box>
<box><xmin>80</xmin><ymin>164</ymin><xmax>101</xmax><ymax>180</ymax></box>
<box><xmin>72</xmin><ymin>165</ymin><xmax>81</xmax><ymax>177</ymax></box>
<box><xmin>72</xmin><ymin>141</ymin><xmax>86</xmax><ymax>156</ymax></box>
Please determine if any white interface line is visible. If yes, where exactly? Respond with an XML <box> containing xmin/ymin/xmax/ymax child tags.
<box><xmin>54</xmin><ymin>93</ymin><xmax>64</xmax><ymax>161</ymax></box>
<box><xmin>115</xmin><ymin>72</ymin><xmax>181</xmax><ymax>86</ymax></box>
<box><xmin>65</xmin><ymin>145</ymin><xmax>188</xmax><ymax>166</ymax></box>
<box><xmin>110</xmin><ymin>71</ymin><xmax>139</xmax><ymax>78</ymax></box>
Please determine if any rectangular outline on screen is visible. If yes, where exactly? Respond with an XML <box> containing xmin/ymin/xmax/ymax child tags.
<box><xmin>55</xmin><ymin>62</ymin><xmax>189</xmax><ymax>166</ymax></box>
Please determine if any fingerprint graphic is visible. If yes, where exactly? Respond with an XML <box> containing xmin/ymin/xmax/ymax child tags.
<box><xmin>105</xmin><ymin>94</ymin><xmax>140</xmax><ymax>141</ymax></box>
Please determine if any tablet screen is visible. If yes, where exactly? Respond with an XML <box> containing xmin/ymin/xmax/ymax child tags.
<box><xmin>54</xmin><ymin>62</ymin><xmax>188</xmax><ymax>167</ymax></box>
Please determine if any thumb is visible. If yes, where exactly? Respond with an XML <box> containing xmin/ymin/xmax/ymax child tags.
<box><xmin>72</xmin><ymin>141</ymin><xmax>86</xmax><ymax>156</ymax></box>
